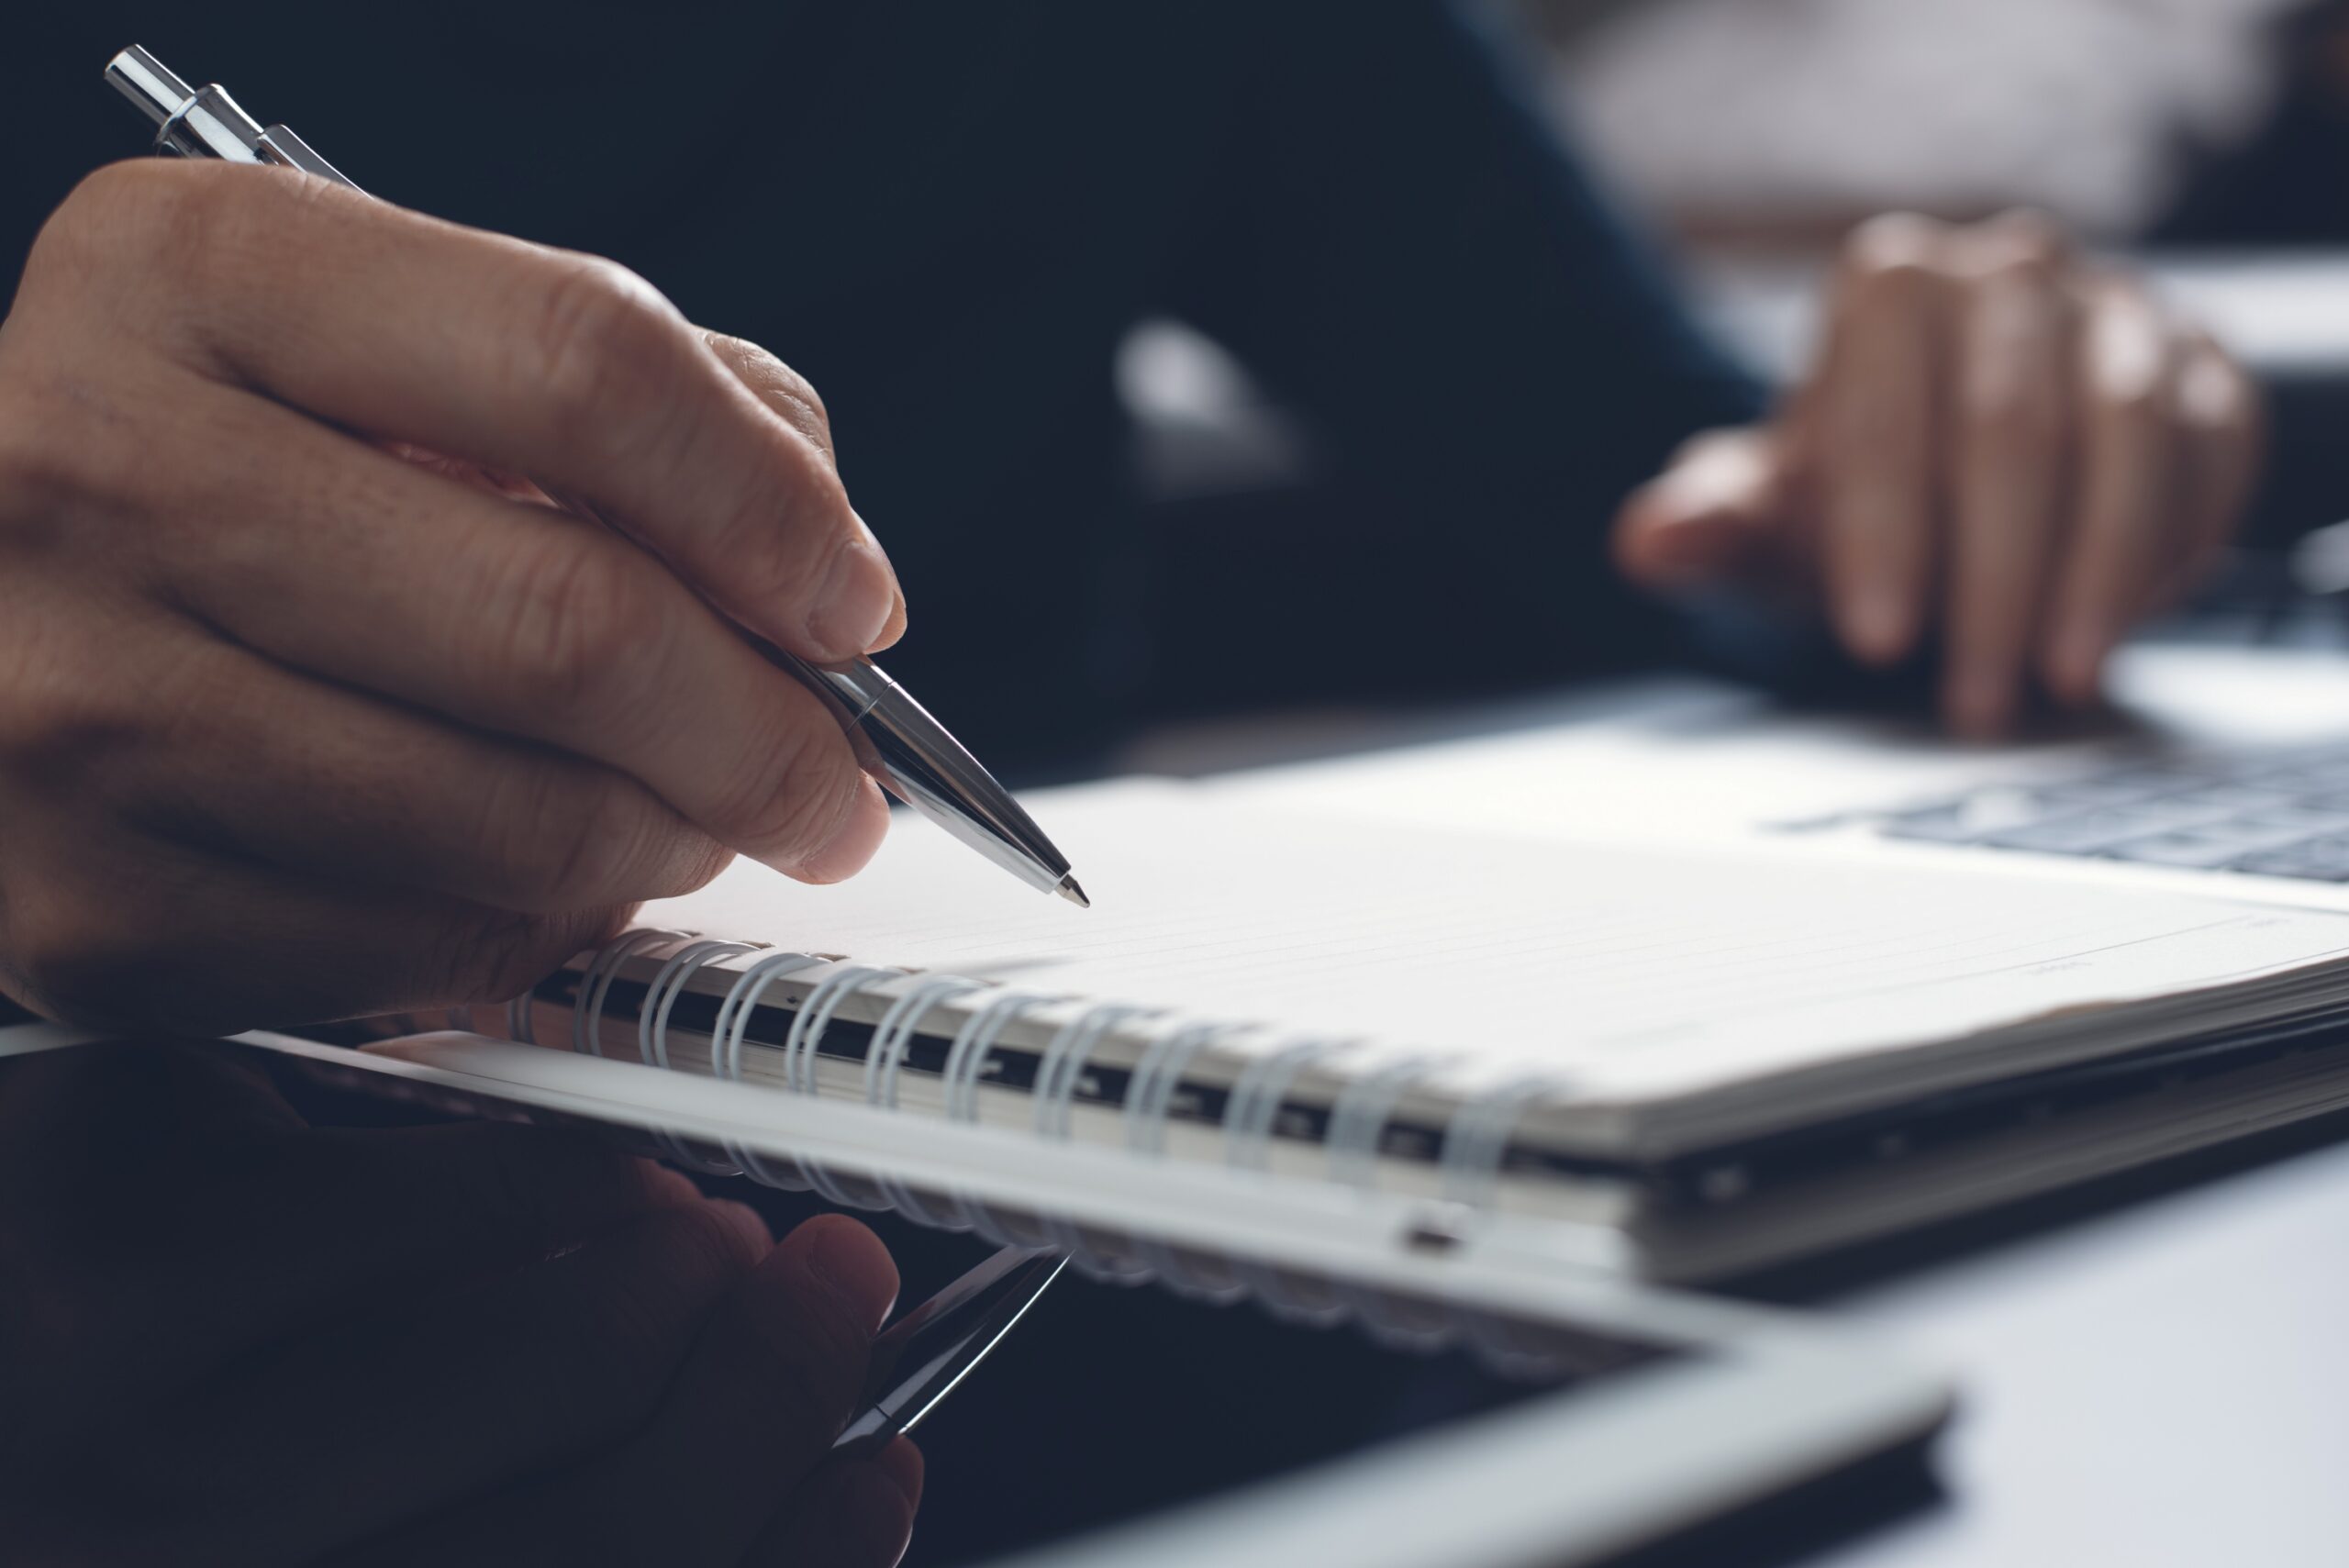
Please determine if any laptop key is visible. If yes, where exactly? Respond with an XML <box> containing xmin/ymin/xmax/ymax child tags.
<box><xmin>2024</xmin><ymin>779</ymin><xmax>2175</xmax><ymax>810</ymax></box>
<box><xmin>2232</xmin><ymin>836</ymin><xmax>2349</xmax><ymax>881</ymax></box>
<box><xmin>2243</xmin><ymin>806</ymin><xmax>2349</xmax><ymax>835</ymax></box>
<box><xmin>2153</xmin><ymin>783</ymin><xmax>2302</xmax><ymax>813</ymax></box>
<box><xmin>1982</xmin><ymin>807</ymin><xmax>2213</xmax><ymax>855</ymax></box>
<box><xmin>1878</xmin><ymin>806</ymin><xmax>1984</xmax><ymax>843</ymax></box>
<box><xmin>2106</xmin><ymin>824</ymin><xmax>2310</xmax><ymax>869</ymax></box>
<box><xmin>2251</xmin><ymin>762</ymin><xmax>2349</xmax><ymax>793</ymax></box>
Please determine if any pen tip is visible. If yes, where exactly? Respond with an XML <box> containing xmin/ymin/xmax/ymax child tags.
<box><xmin>1054</xmin><ymin>874</ymin><xmax>1090</xmax><ymax>909</ymax></box>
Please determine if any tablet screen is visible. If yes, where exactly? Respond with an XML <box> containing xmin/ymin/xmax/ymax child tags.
<box><xmin>896</xmin><ymin>1252</ymin><xmax>1681</xmax><ymax>1567</ymax></box>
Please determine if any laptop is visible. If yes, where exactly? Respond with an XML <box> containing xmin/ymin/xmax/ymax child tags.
<box><xmin>1188</xmin><ymin>639</ymin><xmax>2349</xmax><ymax>1276</ymax></box>
<box><xmin>1210</xmin><ymin>640</ymin><xmax>2349</xmax><ymax>912</ymax></box>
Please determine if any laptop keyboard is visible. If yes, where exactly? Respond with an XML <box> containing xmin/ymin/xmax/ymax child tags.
<box><xmin>1855</xmin><ymin>743</ymin><xmax>2349</xmax><ymax>881</ymax></box>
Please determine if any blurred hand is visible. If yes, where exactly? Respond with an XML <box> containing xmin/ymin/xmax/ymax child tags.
<box><xmin>1613</xmin><ymin>211</ymin><xmax>2260</xmax><ymax>735</ymax></box>
<box><xmin>0</xmin><ymin>161</ymin><xmax>906</xmax><ymax>1032</ymax></box>
<box><xmin>0</xmin><ymin>1039</ymin><xmax>920</xmax><ymax>1568</ymax></box>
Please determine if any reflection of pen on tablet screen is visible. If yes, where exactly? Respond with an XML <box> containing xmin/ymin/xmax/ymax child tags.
<box><xmin>103</xmin><ymin>42</ymin><xmax>1089</xmax><ymax>909</ymax></box>
<box><xmin>834</xmin><ymin>1248</ymin><xmax>1067</xmax><ymax>1459</ymax></box>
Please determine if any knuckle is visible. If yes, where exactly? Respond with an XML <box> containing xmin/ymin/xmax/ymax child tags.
<box><xmin>46</xmin><ymin>161</ymin><xmax>260</xmax><ymax>299</ymax></box>
<box><xmin>692</xmin><ymin>437</ymin><xmax>852</xmax><ymax>607</ymax></box>
<box><xmin>718</xmin><ymin>334</ymin><xmax>834</xmax><ymax>450</ymax></box>
<box><xmin>667</xmin><ymin>839</ymin><xmax>736</xmax><ymax>897</ymax></box>
<box><xmin>475</xmin><ymin>762</ymin><xmax>591</xmax><ymax>908</ymax></box>
<box><xmin>711</xmin><ymin>716</ymin><xmax>859</xmax><ymax>866</ymax></box>
<box><xmin>508</xmin><ymin>772</ymin><xmax>661</xmax><ymax>910</ymax></box>
<box><xmin>1975</xmin><ymin>209</ymin><xmax>2066</xmax><ymax>272</ymax></box>
<box><xmin>37</xmin><ymin>161</ymin><xmax>202</xmax><ymax>271</ymax></box>
<box><xmin>2103</xmin><ymin>366</ymin><xmax>2170</xmax><ymax>426</ymax></box>
<box><xmin>0</xmin><ymin>382</ymin><xmax>101</xmax><ymax>516</ymax></box>
<box><xmin>745</xmin><ymin>1286</ymin><xmax>866</xmax><ymax>1426</ymax></box>
<box><xmin>0</xmin><ymin>641</ymin><xmax>139</xmax><ymax>782</ymax></box>
<box><xmin>427</xmin><ymin>907</ymin><xmax>578</xmax><ymax>1005</ymax></box>
<box><xmin>1962</xmin><ymin>377</ymin><xmax>2056</xmax><ymax>449</ymax></box>
<box><xmin>772</xmin><ymin>361</ymin><xmax>829</xmax><ymax>431</ymax></box>
<box><xmin>528</xmin><ymin>259</ymin><xmax>686</xmax><ymax>440</ymax></box>
<box><xmin>1845</xmin><ymin>212</ymin><xmax>1947</xmax><ymax>284</ymax></box>
<box><xmin>493</xmin><ymin>540</ymin><xmax>670</xmax><ymax>726</ymax></box>
<box><xmin>1977</xmin><ymin>247</ymin><xmax>2057</xmax><ymax>295</ymax></box>
<box><xmin>6</xmin><ymin>886</ymin><xmax>139</xmax><ymax>1026</ymax></box>
<box><xmin>661</xmin><ymin>1199</ymin><xmax>767</xmax><ymax>1282</ymax></box>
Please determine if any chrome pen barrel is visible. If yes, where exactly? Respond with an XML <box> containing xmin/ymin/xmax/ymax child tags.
<box><xmin>107</xmin><ymin>46</ymin><xmax>352</xmax><ymax>185</ymax></box>
<box><xmin>778</xmin><ymin>651</ymin><xmax>1082</xmax><ymax>901</ymax></box>
<box><xmin>105</xmin><ymin>45</ymin><xmax>194</xmax><ymax>127</ymax></box>
<box><xmin>108</xmin><ymin>45</ymin><xmax>265</xmax><ymax>162</ymax></box>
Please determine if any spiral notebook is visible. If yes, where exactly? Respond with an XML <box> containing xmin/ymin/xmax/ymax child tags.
<box><xmin>441</xmin><ymin>779</ymin><xmax>2349</xmax><ymax>1279</ymax></box>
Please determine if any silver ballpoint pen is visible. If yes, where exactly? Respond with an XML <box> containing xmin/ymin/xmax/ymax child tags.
<box><xmin>105</xmin><ymin>45</ymin><xmax>1088</xmax><ymax>908</ymax></box>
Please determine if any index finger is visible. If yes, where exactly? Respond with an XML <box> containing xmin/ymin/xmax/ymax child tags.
<box><xmin>97</xmin><ymin>160</ymin><xmax>903</xmax><ymax>664</ymax></box>
<box><xmin>2041</xmin><ymin>278</ymin><xmax>2180</xmax><ymax>704</ymax></box>
<box><xmin>1811</xmin><ymin>216</ymin><xmax>1952</xmax><ymax>664</ymax></box>
<box><xmin>1941</xmin><ymin>229</ymin><xmax>2074</xmax><ymax>735</ymax></box>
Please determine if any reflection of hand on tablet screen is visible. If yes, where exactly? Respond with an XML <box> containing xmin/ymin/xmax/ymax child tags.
<box><xmin>48</xmin><ymin>1022</ymin><xmax>1948</xmax><ymax>1568</ymax></box>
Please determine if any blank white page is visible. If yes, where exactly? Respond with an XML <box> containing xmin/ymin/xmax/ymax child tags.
<box><xmin>640</xmin><ymin>780</ymin><xmax>2349</xmax><ymax>1109</ymax></box>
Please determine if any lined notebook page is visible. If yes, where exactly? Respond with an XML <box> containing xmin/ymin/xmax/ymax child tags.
<box><xmin>640</xmin><ymin>780</ymin><xmax>2349</xmax><ymax>1108</ymax></box>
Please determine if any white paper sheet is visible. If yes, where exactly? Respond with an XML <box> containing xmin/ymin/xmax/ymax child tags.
<box><xmin>643</xmin><ymin>780</ymin><xmax>2349</xmax><ymax>1115</ymax></box>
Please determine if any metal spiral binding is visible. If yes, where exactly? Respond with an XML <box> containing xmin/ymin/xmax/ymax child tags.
<box><xmin>573</xmin><ymin>929</ymin><xmax>687</xmax><ymax>1059</ymax></box>
<box><xmin>1222</xmin><ymin>1038</ymin><xmax>1354</xmax><ymax>1173</ymax></box>
<box><xmin>1324</xmin><ymin>1052</ymin><xmax>1446</xmax><ymax>1188</ymax></box>
<box><xmin>567</xmin><ymin>929</ymin><xmax>1563</xmax><ymax>1343</ymax></box>
<box><xmin>1437</xmin><ymin>1073</ymin><xmax>1576</xmax><ymax>1369</ymax></box>
<box><xmin>1101</xmin><ymin>1018</ymin><xmax>1252</xmax><ymax>1300</ymax></box>
<box><xmin>863</xmin><ymin>975</ymin><xmax>985</xmax><ymax>1226</ymax></box>
<box><xmin>1322</xmin><ymin>1051</ymin><xmax>1464</xmax><ymax>1350</ymax></box>
<box><xmin>710</xmin><ymin>951</ymin><xmax>819</xmax><ymax>1084</ymax></box>
<box><xmin>782</xmin><ymin>966</ymin><xmax>906</xmax><ymax>1209</ymax></box>
<box><xmin>1121</xmin><ymin>1020</ymin><xmax>1245</xmax><ymax>1154</ymax></box>
<box><xmin>1034</xmin><ymin>1004</ymin><xmax>1160</xmax><ymax>1140</ymax></box>
<box><xmin>1031</xmin><ymin>1003</ymin><xmax>1167</xmax><ymax>1281</ymax></box>
<box><xmin>638</xmin><ymin>940</ymin><xmax>758</xmax><ymax>1173</ymax></box>
<box><xmin>922</xmin><ymin>990</ymin><xmax>1060</xmax><ymax>1241</ymax></box>
<box><xmin>640</xmin><ymin>941</ymin><xmax>752</xmax><ymax>1073</ymax></box>
<box><xmin>1221</xmin><ymin>1038</ymin><xmax>1361</xmax><ymax>1324</ymax></box>
<box><xmin>1438</xmin><ymin>1073</ymin><xmax>1568</xmax><ymax>1206</ymax></box>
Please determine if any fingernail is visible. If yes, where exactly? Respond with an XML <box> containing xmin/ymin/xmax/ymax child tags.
<box><xmin>788</xmin><ymin>779</ymin><xmax>891</xmax><ymax>884</ymax></box>
<box><xmin>809</xmin><ymin>539</ymin><xmax>900</xmax><ymax>660</ymax></box>
<box><xmin>805</xmin><ymin>1217</ymin><xmax>898</xmax><ymax>1330</ymax></box>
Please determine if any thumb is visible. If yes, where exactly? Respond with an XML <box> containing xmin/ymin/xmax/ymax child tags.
<box><xmin>1611</xmin><ymin>427</ymin><xmax>1793</xmax><ymax>590</ymax></box>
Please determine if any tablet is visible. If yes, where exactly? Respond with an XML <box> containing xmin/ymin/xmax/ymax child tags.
<box><xmin>6</xmin><ymin>1024</ymin><xmax>1954</xmax><ymax>1566</ymax></box>
<box><xmin>916</xmin><ymin>1251</ymin><xmax>1944</xmax><ymax>1568</ymax></box>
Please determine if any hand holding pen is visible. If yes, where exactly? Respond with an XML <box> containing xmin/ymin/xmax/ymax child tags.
<box><xmin>0</xmin><ymin>48</ymin><xmax>1074</xmax><ymax>1034</ymax></box>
